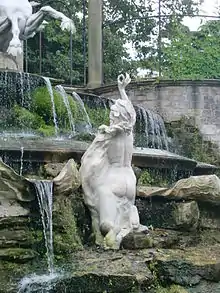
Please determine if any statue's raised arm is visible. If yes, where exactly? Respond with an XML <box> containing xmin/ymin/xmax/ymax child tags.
<box><xmin>117</xmin><ymin>72</ymin><xmax>131</xmax><ymax>101</ymax></box>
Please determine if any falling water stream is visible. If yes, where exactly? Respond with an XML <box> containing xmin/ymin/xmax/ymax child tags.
<box><xmin>43</xmin><ymin>77</ymin><xmax>59</xmax><ymax>136</ymax></box>
<box><xmin>55</xmin><ymin>85</ymin><xmax>76</xmax><ymax>134</ymax></box>
<box><xmin>34</xmin><ymin>180</ymin><xmax>54</xmax><ymax>274</ymax></box>
<box><xmin>19</xmin><ymin>146</ymin><xmax>24</xmax><ymax>176</ymax></box>
<box><xmin>18</xmin><ymin>180</ymin><xmax>56</xmax><ymax>292</ymax></box>
<box><xmin>72</xmin><ymin>91</ymin><xmax>93</xmax><ymax>133</ymax></box>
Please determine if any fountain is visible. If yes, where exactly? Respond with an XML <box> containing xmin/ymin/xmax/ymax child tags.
<box><xmin>1</xmin><ymin>2</ymin><xmax>220</xmax><ymax>292</ymax></box>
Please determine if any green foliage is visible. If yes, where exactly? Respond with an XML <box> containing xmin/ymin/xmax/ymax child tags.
<box><xmin>138</xmin><ymin>169</ymin><xmax>168</xmax><ymax>187</ymax></box>
<box><xmin>85</xmin><ymin>106</ymin><xmax>110</xmax><ymax>128</ymax></box>
<box><xmin>13</xmin><ymin>104</ymin><xmax>45</xmax><ymax>130</ymax></box>
<box><xmin>166</xmin><ymin>117</ymin><xmax>220</xmax><ymax>165</ymax></box>
<box><xmin>161</xmin><ymin>20</ymin><xmax>220</xmax><ymax>79</ymax></box>
<box><xmin>25</xmin><ymin>0</ymin><xmax>199</xmax><ymax>83</ymax></box>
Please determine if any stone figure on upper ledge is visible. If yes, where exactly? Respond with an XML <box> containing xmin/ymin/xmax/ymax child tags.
<box><xmin>80</xmin><ymin>73</ymin><xmax>148</xmax><ymax>249</ymax></box>
<box><xmin>0</xmin><ymin>0</ymin><xmax>75</xmax><ymax>57</ymax></box>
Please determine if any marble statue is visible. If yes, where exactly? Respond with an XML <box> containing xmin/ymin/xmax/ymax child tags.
<box><xmin>80</xmin><ymin>73</ymin><xmax>148</xmax><ymax>249</ymax></box>
<box><xmin>0</xmin><ymin>0</ymin><xmax>75</xmax><ymax>57</ymax></box>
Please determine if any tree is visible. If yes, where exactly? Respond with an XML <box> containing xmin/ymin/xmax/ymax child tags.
<box><xmin>161</xmin><ymin>19</ymin><xmax>220</xmax><ymax>79</ymax></box>
<box><xmin>26</xmin><ymin>0</ymin><xmax>199</xmax><ymax>83</ymax></box>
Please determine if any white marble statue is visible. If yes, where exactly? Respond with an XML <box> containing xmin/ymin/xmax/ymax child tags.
<box><xmin>0</xmin><ymin>0</ymin><xmax>75</xmax><ymax>56</ymax></box>
<box><xmin>80</xmin><ymin>73</ymin><xmax>148</xmax><ymax>249</ymax></box>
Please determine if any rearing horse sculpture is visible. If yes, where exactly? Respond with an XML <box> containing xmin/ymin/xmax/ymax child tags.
<box><xmin>0</xmin><ymin>0</ymin><xmax>75</xmax><ymax>57</ymax></box>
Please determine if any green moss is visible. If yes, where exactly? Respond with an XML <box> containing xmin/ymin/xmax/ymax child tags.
<box><xmin>0</xmin><ymin>248</ymin><xmax>38</xmax><ymax>262</ymax></box>
<box><xmin>166</xmin><ymin>117</ymin><xmax>220</xmax><ymax>165</ymax></box>
<box><xmin>13</xmin><ymin>104</ymin><xmax>45</xmax><ymax>130</ymax></box>
<box><xmin>37</xmin><ymin>125</ymin><xmax>56</xmax><ymax>136</ymax></box>
<box><xmin>155</xmin><ymin>285</ymin><xmax>188</xmax><ymax>293</ymax></box>
<box><xmin>30</xmin><ymin>86</ymin><xmax>78</xmax><ymax>132</ymax></box>
<box><xmin>85</xmin><ymin>106</ymin><xmax>110</xmax><ymax>129</ymax></box>
<box><xmin>138</xmin><ymin>169</ymin><xmax>169</xmax><ymax>186</ymax></box>
<box><xmin>53</xmin><ymin>196</ymin><xmax>83</xmax><ymax>257</ymax></box>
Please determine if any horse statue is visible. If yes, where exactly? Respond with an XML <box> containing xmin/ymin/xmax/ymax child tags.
<box><xmin>0</xmin><ymin>0</ymin><xmax>75</xmax><ymax>57</ymax></box>
<box><xmin>80</xmin><ymin>73</ymin><xmax>148</xmax><ymax>250</ymax></box>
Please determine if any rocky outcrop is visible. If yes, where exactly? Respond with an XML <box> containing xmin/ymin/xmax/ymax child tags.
<box><xmin>53</xmin><ymin>159</ymin><xmax>81</xmax><ymax>196</ymax></box>
<box><xmin>138</xmin><ymin>175</ymin><xmax>220</xmax><ymax>204</ymax></box>
<box><xmin>0</xmin><ymin>159</ymin><xmax>36</xmax><ymax>217</ymax></box>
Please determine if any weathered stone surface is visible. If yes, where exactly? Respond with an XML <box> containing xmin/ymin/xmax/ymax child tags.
<box><xmin>0</xmin><ymin>160</ymin><xmax>36</xmax><ymax>217</ymax></box>
<box><xmin>0</xmin><ymin>229</ymin><xmax>31</xmax><ymax>248</ymax></box>
<box><xmin>154</xmin><ymin>245</ymin><xmax>220</xmax><ymax>286</ymax></box>
<box><xmin>53</xmin><ymin>159</ymin><xmax>80</xmax><ymax>196</ymax></box>
<box><xmin>0</xmin><ymin>160</ymin><xmax>35</xmax><ymax>202</ymax></box>
<box><xmin>187</xmin><ymin>281</ymin><xmax>220</xmax><ymax>293</ymax></box>
<box><xmin>138</xmin><ymin>175</ymin><xmax>220</xmax><ymax>205</ymax></box>
<box><xmin>44</xmin><ymin>162</ymin><xmax>66</xmax><ymax>178</ymax></box>
<box><xmin>121</xmin><ymin>229</ymin><xmax>201</xmax><ymax>250</ymax></box>
<box><xmin>16</xmin><ymin>249</ymin><xmax>154</xmax><ymax>293</ymax></box>
<box><xmin>136</xmin><ymin>197</ymin><xmax>199</xmax><ymax>231</ymax></box>
<box><xmin>0</xmin><ymin>248</ymin><xmax>38</xmax><ymax>263</ymax></box>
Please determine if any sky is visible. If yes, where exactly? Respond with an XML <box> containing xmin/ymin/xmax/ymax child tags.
<box><xmin>183</xmin><ymin>0</ymin><xmax>219</xmax><ymax>31</ymax></box>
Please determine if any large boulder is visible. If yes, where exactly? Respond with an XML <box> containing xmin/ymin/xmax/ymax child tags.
<box><xmin>0</xmin><ymin>160</ymin><xmax>36</xmax><ymax>217</ymax></box>
<box><xmin>53</xmin><ymin>159</ymin><xmax>80</xmax><ymax>196</ymax></box>
<box><xmin>138</xmin><ymin>175</ymin><xmax>220</xmax><ymax>205</ymax></box>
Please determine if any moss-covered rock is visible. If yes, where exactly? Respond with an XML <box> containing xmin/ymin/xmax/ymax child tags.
<box><xmin>166</xmin><ymin>117</ymin><xmax>220</xmax><ymax>167</ymax></box>
<box><xmin>53</xmin><ymin>195</ymin><xmax>83</xmax><ymax>256</ymax></box>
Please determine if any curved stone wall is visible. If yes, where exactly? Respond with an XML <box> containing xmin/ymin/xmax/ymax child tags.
<box><xmin>93</xmin><ymin>79</ymin><xmax>220</xmax><ymax>147</ymax></box>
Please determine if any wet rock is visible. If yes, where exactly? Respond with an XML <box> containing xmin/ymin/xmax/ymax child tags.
<box><xmin>0</xmin><ymin>160</ymin><xmax>36</xmax><ymax>218</ymax></box>
<box><xmin>0</xmin><ymin>159</ymin><xmax>35</xmax><ymax>202</ymax></box>
<box><xmin>154</xmin><ymin>245</ymin><xmax>220</xmax><ymax>286</ymax></box>
<box><xmin>53</xmin><ymin>159</ymin><xmax>80</xmax><ymax>196</ymax></box>
<box><xmin>44</xmin><ymin>162</ymin><xmax>66</xmax><ymax>178</ymax></box>
<box><xmin>121</xmin><ymin>229</ymin><xmax>201</xmax><ymax>250</ymax></box>
<box><xmin>136</xmin><ymin>197</ymin><xmax>199</xmax><ymax>231</ymax></box>
<box><xmin>187</xmin><ymin>280</ymin><xmax>220</xmax><ymax>293</ymax></box>
<box><xmin>16</xmin><ymin>249</ymin><xmax>154</xmax><ymax>293</ymax></box>
<box><xmin>0</xmin><ymin>248</ymin><xmax>38</xmax><ymax>263</ymax></box>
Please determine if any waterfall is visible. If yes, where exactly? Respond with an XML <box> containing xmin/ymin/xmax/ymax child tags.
<box><xmin>19</xmin><ymin>72</ymin><xmax>24</xmax><ymax>107</ymax></box>
<box><xmin>55</xmin><ymin>85</ymin><xmax>76</xmax><ymax>134</ymax></box>
<box><xmin>72</xmin><ymin>91</ymin><xmax>93</xmax><ymax>133</ymax></box>
<box><xmin>19</xmin><ymin>146</ymin><xmax>24</xmax><ymax>176</ymax></box>
<box><xmin>135</xmin><ymin>106</ymin><xmax>169</xmax><ymax>150</ymax></box>
<box><xmin>43</xmin><ymin>77</ymin><xmax>59</xmax><ymax>136</ymax></box>
<box><xmin>33</xmin><ymin>180</ymin><xmax>54</xmax><ymax>274</ymax></box>
<box><xmin>18</xmin><ymin>180</ymin><xmax>58</xmax><ymax>293</ymax></box>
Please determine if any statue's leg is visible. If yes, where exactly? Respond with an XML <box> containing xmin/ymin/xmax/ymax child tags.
<box><xmin>131</xmin><ymin>205</ymin><xmax>149</xmax><ymax>233</ymax></box>
<box><xmin>99</xmin><ymin>189</ymin><xmax>121</xmax><ymax>249</ymax></box>
<box><xmin>6</xmin><ymin>16</ymin><xmax>22</xmax><ymax>56</ymax></box>
<box><xmin>23</xmin><ymin>6</ymin><xmax>75</xmax><ymax>38</ymax></box>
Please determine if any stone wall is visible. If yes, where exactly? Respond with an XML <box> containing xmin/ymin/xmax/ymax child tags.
<box><xmin>93</xmin><ymin>80</ymin><xmax>220</xmax><ymax>147</ymax></box>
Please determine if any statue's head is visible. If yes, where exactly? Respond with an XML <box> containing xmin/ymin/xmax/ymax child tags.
<box><xmin>110</xmin><ymin>99</ymin><xmax>136</xmax><ymax>128</ymax></box>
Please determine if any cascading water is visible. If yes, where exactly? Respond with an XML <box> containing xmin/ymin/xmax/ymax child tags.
<box><xmin>72</xmin><ymin>91</ymin><xmax>93</xmax><ymax>133</ymax></box>
<box><xmin>18</xmin><ymin>180</ymin><xmax>57</xmax><ymax>293</ymax></box>
<box><xmin>134</xmin><ymin>106</ymin><xmax>169</xmax><ymax>150</ymax></box>
<box><xmin>19</xmin><ymin>146</ymin><xmax>24</xmax><ymax>176</ymax></box>
<box><xmin>43</xmin><ymin>77</ymin><xmax>59</xmax><ymax>136</ymax></box>
<box><xmin>55</xmin><ymin>85</ymin><xmax>76</xmax><ymax>135</ymax></box>
<box><xmin>34</xmin><ymin>180</ymin><xmax>54</xmax><ymax>274</ymax></box>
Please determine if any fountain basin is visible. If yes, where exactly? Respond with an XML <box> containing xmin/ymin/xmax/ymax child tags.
<box><xmin>0</xmin><ymin>137</ymin><xmax>197</xmax><ymax>172</ymax></box>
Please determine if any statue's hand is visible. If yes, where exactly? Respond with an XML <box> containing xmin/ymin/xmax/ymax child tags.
<box><xmin>98</xmin><ymin>125</ymin><xmax>111</xmax><ymax>134</ymax></box>
<box><xmin>117</xmin><ymin>73</ymin><xmax>131</xmax><ymax>90</ymax></box>
<box><xmin>60</xmin><ymin>17</ymin><xmax>76</xmax><ymax>33</ymax></box>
